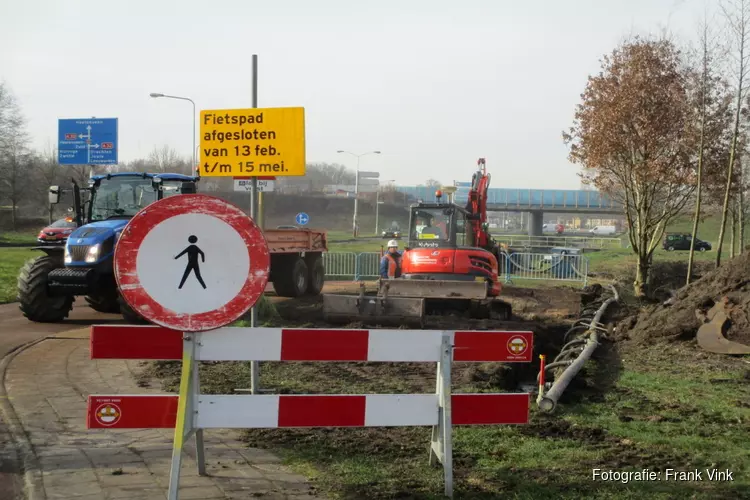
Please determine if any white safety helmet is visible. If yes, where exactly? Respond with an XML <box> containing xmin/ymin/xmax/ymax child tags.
<box><xmin>387</xmin><ymin>239</ymin><xmax>399</xmax><ymax>249</ymax></box>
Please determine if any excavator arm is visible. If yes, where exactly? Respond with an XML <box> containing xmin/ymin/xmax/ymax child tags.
<box><xmin>466</xmin><ymin>158</ymin><xmax>492</xmax><ymax>250</ymax></box>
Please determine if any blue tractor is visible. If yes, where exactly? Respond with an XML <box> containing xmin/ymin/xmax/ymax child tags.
<box><xmin>17</xmin><ymin>172</ymin><xmax>199</xmax><ymax>323</ymax></box>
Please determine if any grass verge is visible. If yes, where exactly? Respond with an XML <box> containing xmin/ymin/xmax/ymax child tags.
<box><xmin>0</xmin><ymin>230</ymin><xmax>37</xmax><ymax>246</ymax></box>
<box><xmin>0</xmin><ymin>248</ymin><xmax>36</xmax><ymax>303</ymax></box>
<box><xmin>139</xmin><ymin>338</ymin><xmax>749</xmax><ymax>499</ymax></box>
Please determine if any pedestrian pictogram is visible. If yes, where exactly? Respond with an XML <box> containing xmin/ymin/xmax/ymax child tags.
<box><xmin>114</xmin><ymin>194</ymin><xmax>271</xmax><ymax>331</ymax></box>
<box><xmin>508</xmin><ymin>335</ymin><xmax>528</xmax><ymax>355</ymax></box>
<box><xmin>176</xmin><ymin>235</ymin><xmax>207</xmax><ymax>289</ymax></box>
<box><xmin>94</xmin><ymin>402</ymin><xmax>121</xmax><ymax>426</ymax></box>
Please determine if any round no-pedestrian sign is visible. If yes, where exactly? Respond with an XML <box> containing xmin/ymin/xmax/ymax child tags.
<box><xmin>114</xmin><ymin>194</ymin><xmax>270</xmax><ymax>331</ymax></box>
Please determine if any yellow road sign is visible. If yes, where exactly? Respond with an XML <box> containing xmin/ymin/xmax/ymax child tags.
<box><xmin>199</xmin><ymin>107</ymin><xmax>305</xmax><ymax>177</ymax></box>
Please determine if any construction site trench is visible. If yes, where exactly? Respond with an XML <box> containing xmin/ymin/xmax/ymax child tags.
<box><xmin>134</xmin><ymin>282</ymin><xmax>622</xmax><ymax>498</ymax></box>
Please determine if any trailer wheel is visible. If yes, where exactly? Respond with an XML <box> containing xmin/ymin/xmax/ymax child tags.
<box><xmin>273</xmin><ymin>256</ymin><xmax>309</xmax><ymax>297</ymax></box>
<box><xmin>305</xmin><ymin>254</ymin><xmax>325</xmax><ymax>295</ymax></box>
<box><xmin>117</xmin><ymin>295</ymin><xmax>148</xmax><ymax>324</ymax></box>
<box><xmin>17</xmin><ymin>255</ymin><xmax>74</xmax><ymax>323</ymax></box>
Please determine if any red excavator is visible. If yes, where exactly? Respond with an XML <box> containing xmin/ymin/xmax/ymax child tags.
<box><xmin>323</xmin><ymin>158</ymin><xmax>512</xmax><ymax>327</ymax></box>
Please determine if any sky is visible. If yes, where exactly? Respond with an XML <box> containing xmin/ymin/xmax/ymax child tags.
<box><xmin>0</xmin><ymin>0</ymin><xmax>715</xmax><ymax>188</ymax></box>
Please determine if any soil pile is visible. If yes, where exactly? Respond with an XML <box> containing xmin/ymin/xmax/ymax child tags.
<box><xmin>621</xmin><ymin>251</ymin><xmax>750</xmax><ymax>347</ymax></box>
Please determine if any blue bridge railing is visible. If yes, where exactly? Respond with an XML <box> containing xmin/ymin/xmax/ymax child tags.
<box><xmin>395</xmin><ymin>187</ymin><xmax>621</xmax><ymax>211</ymax></box>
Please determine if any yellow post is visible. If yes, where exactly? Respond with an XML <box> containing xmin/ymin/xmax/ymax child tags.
<box><xmin>167</xmin><ymin>338</ymin><xmax>194</xmax><ymax>499</ymax></box>
<box><xmin>258</xmin><ymin>191</ymin><xmax>265</xmax><ymax>229</ymax></box>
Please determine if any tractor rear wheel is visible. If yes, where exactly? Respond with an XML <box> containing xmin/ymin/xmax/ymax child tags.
<box><xmin>117</xmin><ymin>295</ymin><xmax>148</xmax><ymax>324</ymax></box>
<box><xmin>17</xmin><ymin>255</ymin><xmax>74</xmax><ymax>323</ymax></box>
<box><xmin>273</xmin><ymin>256</ymin><xmax>309</xmax><ymax>297</ymax></box>
<box><xmin>305</xmin><ymin>254</ymin><xmax>325</xmax><ymax>295</ymax></box>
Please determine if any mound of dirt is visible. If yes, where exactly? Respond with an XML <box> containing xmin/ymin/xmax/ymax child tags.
<box><xmin>621</xmin><ymin>251</ymin><xmax>750</xmax><ymax>347</ymax></box>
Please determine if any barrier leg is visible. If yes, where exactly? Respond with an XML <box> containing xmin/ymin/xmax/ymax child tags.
<box><xmin>440</xmin><ymin>335</ymin><xmax>453</xmax><ymax>498</ymax></box>
<box><xmin>168</xmin><ymin>334</ymin><xmax>197</xmax><ymax>500</ymax></box>
<box><xmin>428</xmin><ymin>365</ymin><xmax>441</xmax><ymax>467</ymax></box>
<box><xmin>191</xmin><ymin>335</ymin><xmax>206</xmax><ymax>476</ymax></box>
<box><xmin>428</xmin><ymin>334</ymin><xmax>453</xmax><ymax>498</ymax></box>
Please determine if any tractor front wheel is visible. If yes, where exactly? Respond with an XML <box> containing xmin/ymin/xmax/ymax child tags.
<box><xmin>85</xmin><ymin>293</ymin><xmax>120</xmax><ymax>313</ymax></box>
<box><xmin>117</xmin><ymin>295</ymin><xmax>148</xmax><ymax>324</ymax></box>
<box><xmin>17</xmin><ymin>255</ymin><xmax>74</xmax><ymax>323</ymax></box>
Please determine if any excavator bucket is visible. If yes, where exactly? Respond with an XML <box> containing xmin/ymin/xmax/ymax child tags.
<box><xmin>323</xmin><ymin>282</ymin><xmax>425</xmax><ymax>328</ymax></box>
<box><xmin>695</xmin><ymin>300</ymin><xmax>750</xmax><ymax>355</ymax></box>
<box><xmin>378</xmin><ymin>278</ymin><xmax>489</xmax><ymax>300</ymax></box>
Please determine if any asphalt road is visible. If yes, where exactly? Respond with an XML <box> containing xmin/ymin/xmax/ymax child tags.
<box><xmin>0</xmin><ymin>302</ymin><xmax>123</xmax><ymax>359</ymax></box>
<box><xmin>0</xmin><ymin>302</ymin><xmax>123</xmax><ymax>500</ymax></box>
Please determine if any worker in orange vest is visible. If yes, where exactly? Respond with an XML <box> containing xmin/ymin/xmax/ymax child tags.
<box><xmin>379</xmin><ymin>240</ymin><xmax>403</xmax><ymax>279</ymax></box>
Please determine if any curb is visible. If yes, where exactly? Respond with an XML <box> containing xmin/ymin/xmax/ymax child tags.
<box><xmin>0</xmin><ymin>337</ymin><xmax>51</xmax><ymax>500</ymax></box>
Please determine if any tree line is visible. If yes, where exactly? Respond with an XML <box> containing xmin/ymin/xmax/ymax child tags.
<box><xmin>0</xmin><ymin>87</ymin><xmax>445</xmax><ymax>230</ymax></box>
<box><xmin>563</xmin><ymin>1</ymin><xmax>750</xmax><ymax>297</ymax></box>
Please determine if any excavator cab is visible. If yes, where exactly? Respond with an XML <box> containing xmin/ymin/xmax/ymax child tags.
<box><xmin>408</xmin><ymin>204</ymin><xmax>474</xmax><ymax>249</ymax></box>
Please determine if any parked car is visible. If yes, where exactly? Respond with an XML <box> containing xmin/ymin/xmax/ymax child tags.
<box><xmin>37</xmin><ymin>217</ymin><xmax>78</xmax><ymax>245</ymax></box>
<box><xmin>663</xmin><ymin>233</ymin><xmax>712</xmax><ymax>252</ymax></box>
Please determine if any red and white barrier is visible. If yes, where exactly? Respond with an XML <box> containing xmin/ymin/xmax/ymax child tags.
<box><xmin>86</xmin><ymin>325</ymin><xmax>534</xmax><ymax>499</ymax></box>
<box><xmin>90</xmin><ymin>325</ymin><xmax>534</xmax><ymax>363</ymax></box>
<box><xmin>89</xmin><ymin>393</ymin><xmax>531</xmax><ymax>429</ymax></box>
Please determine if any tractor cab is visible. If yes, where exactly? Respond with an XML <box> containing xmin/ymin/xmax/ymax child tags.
<box><xmin>49</xmin><ymin>173</ymin><xmax>197</xmax><ymax>227</ymax></box>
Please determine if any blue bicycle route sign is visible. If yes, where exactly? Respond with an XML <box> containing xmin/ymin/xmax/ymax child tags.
<box><xmin>58</xmin><ymin>118</ymin><xmax>118</xmax><ymax>165</ymax></box>
<box><xmin>295</xmin><ymin>212</ymin><xmax>309</xmax><ymax>225</ymax></box>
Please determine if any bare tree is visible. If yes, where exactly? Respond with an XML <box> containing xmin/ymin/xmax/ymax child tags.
<box><xmin>564</xmin><ymin>36</ymin><xmax>701</xmax><ymax>297</ymax></box>
<box><xmin>34</xmin><ymin>142</ymin><xmax>66</xmax><ymax>223</ymax></box>
<box><xmin>0</xmin><ymin>82</ymin><xmax>33</xmax><ymax>229</ymax></box>
<box><xmin>687</xmin><ymin>14</ymin><xmax>734</xmax><ymax>284</ymax></box>
<box><xmin>278</xmin><ymin>162</ymin><xmax>354</xmax><ymax>192</ymax></box>
<box><xmin>147</xmin><ymin>145</ymin><xmax>190</xmax><ymax>174</ymax></box>
<box><xmin>716</xmin><ymin>0</ymin><xmax>750</xmax><ymax>266</ymax></box>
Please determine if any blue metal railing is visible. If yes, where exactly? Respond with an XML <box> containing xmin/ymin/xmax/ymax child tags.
<box><xmin>322</xmin><ymin>251</ymin><xmax>589</xmax><ymax>285</ymax></box>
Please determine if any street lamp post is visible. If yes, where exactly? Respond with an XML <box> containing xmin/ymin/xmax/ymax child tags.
<box><xmin>376</xmin><ymin>179</ymin><xmax>395</xmax><ymax>235</ymax></box>
<box><xmin>337</xmin><ymin>150</ymin><xmax>381</xmax><ymax>237</ymax></box>
<box><xmin>149</xmin><ymin>93</ymin><xmax>196</xmax><ymax>174</ymax></box>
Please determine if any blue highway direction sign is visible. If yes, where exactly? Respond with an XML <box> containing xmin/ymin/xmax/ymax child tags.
<box><xmin>58</xmin><ymin>118</ymin><xmax>118</xmax><ymax>165</ymax></box>
<box><xmin>295</xmin><ymin>212</ymin><xmax>309</xmax><ymax>225</ymax></box>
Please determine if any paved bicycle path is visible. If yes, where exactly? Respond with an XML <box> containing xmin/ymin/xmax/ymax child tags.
<box><xmin>1</xmin><ymin>328</ymin><xmax>321</xmax><ymax>499</ymax></box>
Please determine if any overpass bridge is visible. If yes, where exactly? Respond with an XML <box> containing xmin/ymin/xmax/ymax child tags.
<box><xmin>395</xmin><ymin>186</ymin><xmax>622</xmax><ymax>236</ymax></box>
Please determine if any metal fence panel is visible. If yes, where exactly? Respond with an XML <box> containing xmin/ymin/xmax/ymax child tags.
<box><xmin>492</xmin><ymin>235</ymin><xmax>621</xmax><ymax>250</ymax></box>
<box><xmin>355</xmin><ymin>252</ymin><xmax>382</xmax><ymax>280</ymax></box>
<box><xmin>500</xmin><ymin>252</ymin><xmax>588</xmax><ymax>285</ymax></box>
<box><xmin>322</xmin><ymin>252</ymin><xmax>357</xmax><ymax>278</ymax></box>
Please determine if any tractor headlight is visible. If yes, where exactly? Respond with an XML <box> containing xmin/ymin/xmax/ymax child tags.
<box><xmin>85</xmin><ymin>244</ymin><xmax>101</xmax><ymax>263</ymax></box>
<box><xmin>64</xmin><ymin>246</ymin><xmax>72</xmax><ymax>264</ymax></box>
